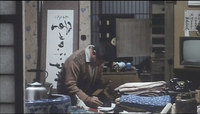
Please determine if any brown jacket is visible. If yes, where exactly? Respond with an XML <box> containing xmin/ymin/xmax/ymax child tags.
<box><xmin>57</xmin><ymin>48</ymin><xmax>104</xmax><ymax>105</ymax></box>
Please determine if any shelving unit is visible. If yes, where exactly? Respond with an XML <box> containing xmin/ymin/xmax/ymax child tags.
<box><xmin>151</xmin><ymin>2</ymin><xmax>165</xmax><ymax>81</ymax></box>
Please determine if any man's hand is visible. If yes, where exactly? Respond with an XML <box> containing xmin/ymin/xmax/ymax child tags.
<box><xmin>86</xmin><ymin>96</ymin><xmax>103</xmax><ymax>108</ymax></box>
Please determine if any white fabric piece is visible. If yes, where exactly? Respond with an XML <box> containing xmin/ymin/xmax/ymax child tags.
<box><xmin>75</xmin><ymin>94</ymin><xmax>89</xmax><ymax>110</ymax></box>
<box><xmin>85</xmin><ymin>45</ymin><xmax>94</xmax><ymax>63</ymax></box>
<box><xmin>114</xmin><ymin>81</ymin><xmax>166</xmax><ymax>92</ymax></box>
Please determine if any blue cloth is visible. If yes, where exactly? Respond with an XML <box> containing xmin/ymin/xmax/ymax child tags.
<box><xmin>120</xmin><ymin>94</ymin><xmax>172</xmax><ymax>112</ymax></box>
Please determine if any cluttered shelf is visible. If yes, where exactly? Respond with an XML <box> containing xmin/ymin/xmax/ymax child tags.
<box><xmin>103</xmin><ymin>70</ymin><xmax>137</xmax><ymax>75</ymax></box>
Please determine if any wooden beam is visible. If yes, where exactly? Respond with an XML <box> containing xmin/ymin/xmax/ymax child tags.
<box><xmin>165</xmin><ymin>3</ymin><xmax>174</xmax><ymax>83</ymax></box>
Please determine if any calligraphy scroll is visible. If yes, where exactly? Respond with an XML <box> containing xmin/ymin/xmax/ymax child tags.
<box><xmin>46</xmin><ymin>10</ymin><xmax>74</xmax><ymax>88</ymax></box>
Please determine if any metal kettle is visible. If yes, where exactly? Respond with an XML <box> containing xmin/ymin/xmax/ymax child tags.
<box><xmin>26</xmin><ymin>82</ymin><xmax>48</xmax><ymax>100</ymax></box>
<box><xmin>25</xmin><ymin>69</ymin><xmax>53</xmax><ymax>100</ymax></box>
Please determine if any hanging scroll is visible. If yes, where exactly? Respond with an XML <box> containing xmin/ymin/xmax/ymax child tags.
<box><xmin>46</xmin><ymin>10</ymin><xmax>74</xmax><ymax>88</ymax></box>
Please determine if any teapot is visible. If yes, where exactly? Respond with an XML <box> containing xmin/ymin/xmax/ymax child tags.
<box><xmin>176</xmin><ymin>92</ymin><xmax>197</xmax><ymax>113</ymax></box>
<box><xmin>25</xmin><ymin>69</ymin><xmax>53</xmax><ymax>100</ymax></box>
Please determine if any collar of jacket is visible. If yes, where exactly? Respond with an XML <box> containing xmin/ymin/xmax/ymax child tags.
<box><xmin>85</xmin><ymin>45</ymin><xmax>94</xmax><ymax>63</ymax></box>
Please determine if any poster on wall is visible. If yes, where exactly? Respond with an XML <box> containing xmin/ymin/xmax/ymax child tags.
<box><xmin>184</xmin><ymin>10</ymin><xmax>200</xmax><ymax>31</ymax></box>
<box><xmin>46</xmin><ymin>10</ymin><xmax>74</xmax><ymax>88</ymax></box>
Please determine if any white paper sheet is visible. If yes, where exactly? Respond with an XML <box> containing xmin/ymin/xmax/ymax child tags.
<box><xmin>184</xmin><ymin>10</ymin><xmax>200</xmax><ymax>31</ymax></box>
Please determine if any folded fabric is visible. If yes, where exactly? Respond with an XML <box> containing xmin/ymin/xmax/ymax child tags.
<box><xmin>114</xmin><ymin>81</ymin><xmax>166</xmax><ymax>92</ymax></box>
<box><xmin>124</xmin><ymin>90</ymin><xmax>166</xmax><ymax>97</ymax></box>
<box><xmin>119</xmin><ymin>94</ymin><xmax>172</xmax><ymax>112</ymax></box>
<box><xmin>120</xmin><ymin>85</ymin><xmax>166</xmax><ymax>94</ymax></box>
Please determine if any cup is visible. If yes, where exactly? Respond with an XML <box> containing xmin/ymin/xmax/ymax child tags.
<box><xmin>126</xmin><ymin>62</ymin><xmax>132</xmax><ymax>70</ymax></box>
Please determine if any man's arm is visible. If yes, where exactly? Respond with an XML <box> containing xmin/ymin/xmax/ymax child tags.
<box><xmin>64</xmin><ymin>60</ymin><xmax>103</xmax><ymax>108</ymax></box>
<box><xmin>64</xmin><ymin>60</ymin><xmax>89</xmax><ymax>102</ymax></box>
<box><xmin>94</xmin><ymin>65</ymin><xmax>105</xmax><ymax>89</ymax></box>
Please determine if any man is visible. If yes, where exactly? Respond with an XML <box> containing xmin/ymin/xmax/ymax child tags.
<box><xmin>57</xmin><ymin>42</ymin><xmax>114</xmax><ymax>108</ymax></box>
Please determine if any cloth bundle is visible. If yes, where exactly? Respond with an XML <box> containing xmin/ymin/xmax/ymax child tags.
<box><xmin>114</xmin><ymin>81</ymin><xmax>169</xmax><ymax>112</ymax></box>
<box><xmin>114</xmin><ymin>81</ymin><xmax>167</xmax><ymax>96</ymax></box>
<box><xmin>117</xmin><ymin>94</ymin><xmax>172</xmax><ymax>112</ymax></box>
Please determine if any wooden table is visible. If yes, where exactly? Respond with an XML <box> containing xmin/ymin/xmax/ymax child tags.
<box><xmin>102</xmin><ymin>70</ymin><xmax>141</xmax><ymax>96</ymax></box>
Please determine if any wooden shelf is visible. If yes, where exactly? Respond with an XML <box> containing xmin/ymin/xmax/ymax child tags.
<box><xmin>151</xmin><ymin>58</ymin><xmax>165</xmax><ymax>60</ymax></box>
<box><xmin>152</xmin><ymin>44</ymin><xmax>165</xmax><ymax>48</ymax></box>
<box><xmin>152</xmin><ymin>4</ymin><xmax>165</xmax><ymax>14</ymax></box>
<box><xmin>152</xmin><ymin>25</ymin><xmax>165</xmax><ymax>28</ymax></box>
<box><xmin>103</xmin><ymin>71</ymin><xmax>137</xmax><ymax>75</ymax></box>
<box><xmin>140</xmin><ymin>72</ymin><xmax>151</xmax><ymax>75</ymax></box>
<box><xmin>151</xmin><ymin>72</ymin><xmax>164</xmax><ymax>75</ymax></box>
<box><xmin>151</xmin><ymin>3</ymin><xmax>165</xmax><ymax>81</ymax></box>
<box><xmin>152</xmin><ymin>34</ymin><xmax>165</xmax><ymax>38</ymax></box>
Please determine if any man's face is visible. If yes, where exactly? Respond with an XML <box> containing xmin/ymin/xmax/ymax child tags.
<box><xmin>91</xmin><ymin>50</ymin><xmax>107</xmax><ymax>66</ymax></box>
<box><xmin>94</xmin><ymin>58</ymin><xmax>107</xmax><ymax>66</ymax></box>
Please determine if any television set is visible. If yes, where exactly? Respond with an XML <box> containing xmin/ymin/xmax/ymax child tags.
<box><xmin>180</xmin><ymin>37</ymin><xmax>200</xmax><ymax>67</ymax></box>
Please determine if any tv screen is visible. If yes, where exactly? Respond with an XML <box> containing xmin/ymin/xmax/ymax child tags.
<box><xmin>180</xmin><ymin>37</ymin><xmax>200</xmax><ymax>67</ymax></box>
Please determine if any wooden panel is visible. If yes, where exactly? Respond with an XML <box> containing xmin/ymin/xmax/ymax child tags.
<box><xmin>165</xmin><ymin>3</ymin><xmax>174</xmax><ymax>82</ymax></box>
<box><xmin>151</xmin><ymin>60</ymin><xmax>165</xmax><ymax>73</ymax></box>
<box><xmin>103</xmin><ymin>71</ymin><xmax>141</xmax><ymax>95</ymax></box>
<box><xmin>151</xmin><ymin>74</ymin><xmax>165</xmax><ymax>81</ymax></box>
<box><xmin>116</xmin><ymin>19</ymin><xmax>151</xmax><ymax>57</ymax></box>
<box><xmin>152</xmin><ymin>34</ymin><xmax>165</xmax><ymax>38</ymax></box>
<box><xmin>151</xmin><ymin>2</ymin><xmax>165</xmax><ymax>82</ymax></box>
<box><xmin>152</xmin><ymin>4</ymin><xmax>165</xmax><ymax>14</ymax></box>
